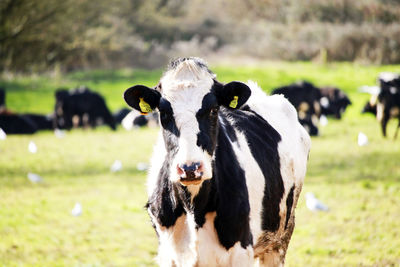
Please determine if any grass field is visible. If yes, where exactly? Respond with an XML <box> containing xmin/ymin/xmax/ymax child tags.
<box><xmin>1</xmin><ymin>62</ymin><xmax>400</xmax><ymax>266</ymax></box>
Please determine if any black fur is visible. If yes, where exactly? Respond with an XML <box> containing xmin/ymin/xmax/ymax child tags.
<box><xmin>231</xmin><ymin>106</ymin><xmax>284</xmax><ymax>232</ymax></box>
<box><xmin>147</xmin><ymin>152</ymin><xmax>185</xmax><ymax>228</ymax></box>
<box><xmin>285</xmin><ymin>186</ymin><xmax>295</xmax><ymax>229</ymax></box>
<box><xmin>54</xmin><ymin>87</ymin><xmax>116</xmax><ymax>130</ymax></box>
<box><xmin>196</xmin><ymin>93</ymin><xmax>219</xmax><ymax>155</ymax></box>
<box><xmin>24</xmin><ymin>114</ymin><xmax>53</xmax><ymax>130</ymax></box>
<box><xmin>320</xmin><ymin>87</ymin><xmax>351</xmax><ymax>119</ymax></box>
<box><xmin>0</xmin><ymin>114</ymin><xmax>38</xmax><ymax>134</ymax></box>
<box><xmin>0</xmin><ymin>88</ymin><xmax>5</xmax><ymax>108</ymax></box>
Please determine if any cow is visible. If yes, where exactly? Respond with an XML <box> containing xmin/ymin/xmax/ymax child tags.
<box><xmin>24</xmin><ymin>114</ymin><xmax>53</xmax><ymax>130</ymax></box>
<box><xmin>319</xmin><ymin>87</ymin><xmax>351</xmax><ymax>119</ymax></box>
<box><xmin>362</xmin><ymin>73</ymin><xmax>400</xmax><ymax>139</ymax></box>
<box><xmin>123</xmin><ymin>58</ymin><xmax>310</xmax><ymax>266</ymax></box>
<box><xmin>376</xmin><ymin>73</ymin><xmax>400</xmax><ymax>138</ymax></box>
<box><xmin>0</xmin><ymin>114</ymin><xmax>38</xmax><ymax>134</ymax></box>
<box><xmin>54</xmin><ymin>86</ymin><xmax>116</xmax><ymax>130</ymax></box>
<box><xmin>271</xmin><ymin>81</ymin><xmax>321</xmax><ymax>136</ymax></box>
<box><xmin>0</xmin><ymin>88</ymin><xmax>52</xmax><ymax>133</ymax></box>
<box><xmin>113</xmin><ymin>108</ymin><xmax>131</xmax><ymax>124</ymax></box>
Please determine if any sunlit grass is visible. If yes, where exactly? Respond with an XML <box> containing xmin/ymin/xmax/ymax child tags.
<box><xmin>1</xmin><ymin>62</ymin><xmax>400</xmax><ymax>266</ymax></box>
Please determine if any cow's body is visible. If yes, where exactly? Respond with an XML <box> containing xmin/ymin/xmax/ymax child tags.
<box><xmin>54</xmin><ymin>87</ymin><xmax>116</xmax><ymax>130</ymax></box>
<box><xmin>271</xmin><ymin>82</ymin><xmax>351</xmax><ymax>136</ymax></box>
<box><xmin>362</xmin><ymin>73</ymin><xmax>400</xmax><ymax>139</ymax></box>
<box><xmin>124</xmin><ymin>58</ymin><xmax>310</xmax><ymax>266</ymax></box>
<box><xmin>0</xmin><ymin>114</ymin><xmax>38</xmax><ymax>134</ymax></box>
<box><xmin>319</xmin><ymin>87</ymin><xmax>351</xmax><ymax>119</ymax></box>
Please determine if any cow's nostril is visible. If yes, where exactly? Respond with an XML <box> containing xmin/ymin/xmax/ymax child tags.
<box><xmin>178</xmin><ymin>162</ymin><xmax>201</xmax><ymax>172</ymax></box>
<box><xmin>177</xmin><ymin>162</ymin><xmax>203</xmax><ymax>180</ymax></box>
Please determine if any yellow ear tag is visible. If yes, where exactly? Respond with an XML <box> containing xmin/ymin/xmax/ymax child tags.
<box><xmin>139</xmin><ymin>97</ymin><xmax>152</xmax><ymax>114</ymax></box>
<box><xmin>229</xmin><ymin>96</ymin><xmax>239</xmax><ymax>108</ymax></box>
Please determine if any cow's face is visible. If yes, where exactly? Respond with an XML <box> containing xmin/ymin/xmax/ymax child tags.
<box><xmin>124</xmin><ymin>58</ymin><xmax>250</xmax><ymax>187</ymax></box>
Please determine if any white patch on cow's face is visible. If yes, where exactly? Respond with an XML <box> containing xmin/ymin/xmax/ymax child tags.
<box><xmin>160</xmin><ymin>60</ymin><xmax>215</xmax><ymax>186</ymax></box>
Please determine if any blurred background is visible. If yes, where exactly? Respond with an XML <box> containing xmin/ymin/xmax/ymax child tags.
<box><xmin>1</xmin><ymin>1</ymin><xmax>400</xmax><ymax>267</ymax></box>
<box><xmin>2</xmin><ymin>0</ymin><xmax>400</xmax><ymax>73</ymax></box>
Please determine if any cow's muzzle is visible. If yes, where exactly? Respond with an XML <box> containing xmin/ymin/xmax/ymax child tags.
<box><xmin>177</xmin><ymin>162</ymin><xmax>203</xmax><ymax>186</ymax></box>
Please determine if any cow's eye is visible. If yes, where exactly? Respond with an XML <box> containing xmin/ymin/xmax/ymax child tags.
<box><xmin>210</xmin><ymin>107</ymin><xmax>219</xmax><ymax>117</ymax></box>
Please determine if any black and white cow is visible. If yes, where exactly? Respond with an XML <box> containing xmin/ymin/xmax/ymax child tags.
<box><xmin>319</xmin><ymin>87</ymin><xmax>351</xmax><ymax>119</ymax></box>
<box><xmin>362</xmin><ymin>73</ymin><xmax>400</xmax><ymax>139</ymax></box>
<box><xmin>54</xmin><ymin>87</ymin><xmax>116</xmax><ymax>130</ymax></box>
<box><xmin>376</xmin><ymin>73</ymin><xmax>400</xmax><ymax>138</ymax></box>
<box><xmin>124</xmin><ymin>58</ymin><xmax>310</xmax><ymax>266</ymax></box>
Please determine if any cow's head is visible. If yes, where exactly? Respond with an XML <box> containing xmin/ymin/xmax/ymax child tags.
<box><xmin>124</xmin><ymin>58</ymin><xmax>251</xmax><ymax>186</ymax></box>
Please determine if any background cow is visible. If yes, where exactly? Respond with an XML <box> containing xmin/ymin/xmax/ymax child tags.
<box><xmin>120</xmin><ymin>110</ymin><xmax>159</xmax><ymax>130</ymax></box>
<box><xmin>361</xmin><ymin>73</ymin><xmax>400</xmax><ymax>139</ymax></box>
<box><xmin>319</xmin><ymin>87</ymin><xmax>352</xmax><ymax>119</ymax></box>
<box><xmin>54</xmin><ymin>86</ymin><xmax>116</xmax><ymax>130</ymax></box>
<box><xmin>272</xmin><ymin>81</ymin><xmax>351</xmax><ymax>136</ymax></box>
<box><xmin>0</xmin><ymin>114</ymin><xmax>38</xmax><ymax>134</ymax></box>
<box><xmin>0</xmin><ymin>88</ymin><xmax>53</xmax><ymax>134</ymax></box>
<box><xmin>124</xmin><ymin>58</ymin><xmax>310</xmax><ymax>266</ymax></box>
<box><xmin>377</xmin><ymin>73</ymin><xmax>400</xmax><ymax>138</ymax></box>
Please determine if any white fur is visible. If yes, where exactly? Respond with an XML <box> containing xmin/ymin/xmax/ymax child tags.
<box><xmin>160</xmin><ymin>60</ymin><xmax>215</xmax><ymax>184</ymax></box>
<box><xmin>379</xmin><ymin>72</ymin><xmax>399</xmax><ymax>82</ymax></box>
<box><xmin>147</xmin><ymin>132</ymin><xmax>167</xmax><ymax>197</ymax></box>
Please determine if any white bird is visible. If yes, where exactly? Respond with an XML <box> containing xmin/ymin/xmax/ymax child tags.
<box><xmin>319</xmin><ymin>115</ymin><xmax>328</xmax><ymax>127</ymax></box>
<box><xmin>110</xmin><ymin>160</ymin><xmax>122</xmax><ymax>172</ymax></box>
<box><xmin>137</xmin><ymin>162</ymin><xmax>149</xmax><ymax>171</ymax></box>
<box><xmin>28</xmin><ymin>141</ymin><xmax>37</xmax><ymax>153</ymax></box>
<box><xmin>358</xmin><ymin>132</ymin><xmax>368</xmax><ymax>147</ymax></box>
<box><xmin>27</xmin><ymin>173</ymin><xmax>43</xmax><ymax>183</ymax></box>
<box><xmin>54</xmin><ymin>129</ymin><xmax>66</xmax><ymax>138</ymax></box>
<box><xmin>0</xmin><ymin>128</ymin><xmax>6</xmax><ymax>140</ymax></box>
<box><xmin>306</xmin><ymin>192</ymin><xmax>329</xmax><ymax>212</ymax></box>
<box><xmin>71</xmin><ymin>202</ymin><xmax>82</xmax><ymax>216</ymax></box>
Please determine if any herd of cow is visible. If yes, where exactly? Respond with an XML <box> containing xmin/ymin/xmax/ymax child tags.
<box><xmin>0</xmin><ymin>86</ymin><xmax>157</xmax><ymax>134</ymax></box>
<box><xmin>0</xmin><ymin>72</ymin><xmax>399</xmax><ymax>139</ymax></box>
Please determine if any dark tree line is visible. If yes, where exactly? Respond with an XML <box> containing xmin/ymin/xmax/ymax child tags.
<box><xmin>1</xmin><ymin>0</ymin><xmax>400</xmax><ymax>72</ymax></box>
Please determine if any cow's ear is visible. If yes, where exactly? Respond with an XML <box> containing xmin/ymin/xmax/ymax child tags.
<box><xmin>124</xmin><ymin>85</ymin><xmax>161</xmax><ymax>114</ymax></box>
<box><xmin>216</xmin><ymin>81</ymin><xmax>251</xmax><ymax>109</ymax></box>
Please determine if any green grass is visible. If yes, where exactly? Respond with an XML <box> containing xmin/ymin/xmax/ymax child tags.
<box><xmin>1</xmin><ymin>62</ymin><xmax>400</xmax><ymax>266</ymax></box>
